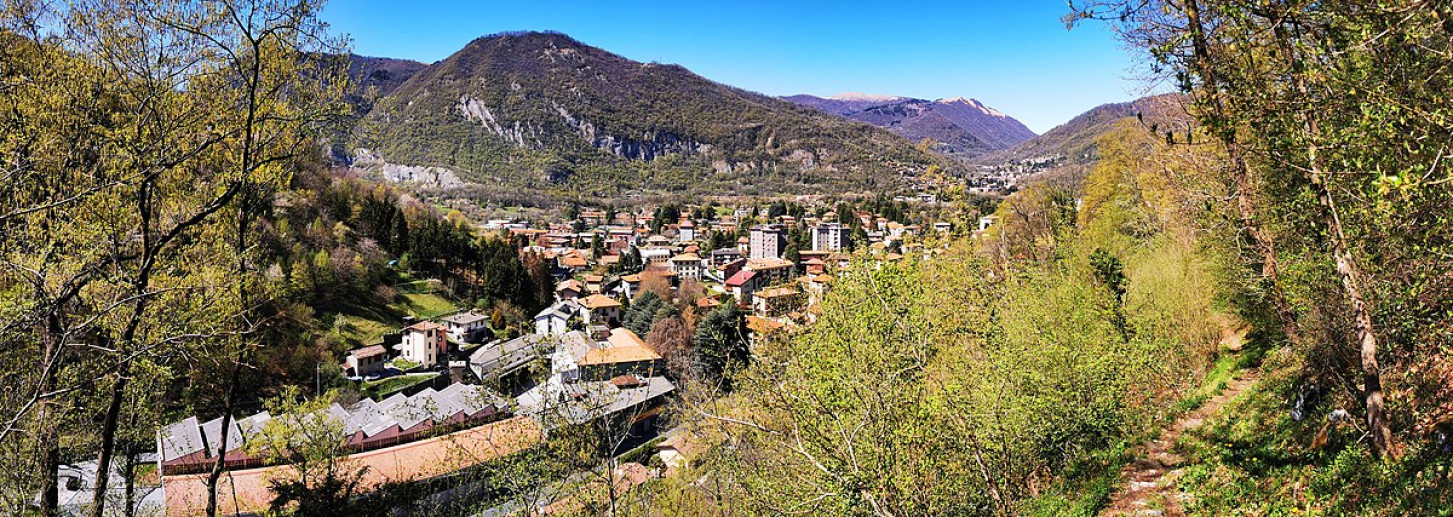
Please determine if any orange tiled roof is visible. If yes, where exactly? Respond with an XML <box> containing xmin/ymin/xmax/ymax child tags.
<box><xmin>407</xmin><ymin>321</ymin><xmax>446</xmax><ymax>332</ymax></box>
<box><xmin>581</xmin><ymin>345</ymin><xmax>661</xmax><ymax>366</ymax></box>
<box><xmin>746</xmin><ymin>316</ymin><xmax>785</xmax><ymax>334</ymax></box>
<box><xmin>579</xmin><ymin>294</ymin><xmax>622</xmax><ymax>310</ymax></box>
<box><xmin>755</xmin><ymin>287</ymin><xmax>799</xmax><ymax>299</ymax></box>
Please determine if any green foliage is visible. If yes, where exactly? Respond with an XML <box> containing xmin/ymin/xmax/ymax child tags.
<box><xmin>691</xmin><ymin>304</ymin><xmax>749</xmax><ymax>388</ymax></box>
<box><xmin>693</xmin><ymin>122</ymin><xmax>1232</xmax><ymax>515</ymax></box>
<box><xmin>1073</xmin><ymin>1</ymin><xmax>1453</xmax><ymax>505</ymax></box>
<box><xmin>248</xmin><ymin>388</ymin><xmax>370</xmax><ymax>517</ymax></box>
<box><xmin>623</xmin><ymin>290</ymin><xmax>665</xmax><ymax>336</ymax></box>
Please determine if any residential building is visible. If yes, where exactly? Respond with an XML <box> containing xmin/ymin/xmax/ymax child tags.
<box><xmin>344</xmin><ymin>345</ymin><xmax>388</xmax><ymax>378</ymax></box>
<box><xmin>556</xmin><ymin>279</ymin><xmax>584</xmax><ymax>301</ymax></box>
<box><xmin>639</xmin><ymin>246</ymin><xmax>671</xmax><ymax>266</ymax></box>
<box><xmin>394</xmin><ymin>322</ymin><xmax>447</xmax><ymax>367</ymax></box>
<box><xmin>811</xmin><ymin>222</ymin><xmax>849</xmax><ymax>252</ymax></box>
<box><xmin>469</xmin><ymin>333</ymin><xmax>556</xmax><ymax>383</ymax></box>
<box><xmin>560</xmin><ymin>254</ymin><xmax>589</xmax><ymax>273</ymax></box>
<box><xmin>620</xmin><ymin>274</ymin><xmax>641</xmax><ymax>299</ymax></box>
<box><xmin>441</xmin><ymin>311</ymin><xmax>489</xmax><ymax>342</ymax></box>
<box><xmin>677</xmin><ymin>220</ymin><xmax>697</xmax><ymax>242</ymax></box>
<box><xmin>534</xmin><ymin>300</ymin><xmax>580</xmax><ymax>335</ymax></box>
<box><xmin>725</xmin><ymin>269</ymin><xmax>762</xmax><ymax>302</ymax></box>
<box><xmin>753</xmin><ymin>287</ymin><xmax>804</xmax><ymax>317</ymax></box>
<box><xmin>158</xmin><ymin>384</ymin><xmax>508</xmax><ymax>476</ymax></box>
<box><xmin>581</xmin><ymin>210</ymin><xmax>607</xmax><ymax>225</ymax></box>
<box><xmin>749</xmin><ymin>224</ymin><xmax>787</xmax><ymax>259</ymax></box>
<box><xmin>744</xmin><ymin>257</ymin><xmax>795</xmax><ymax>286</ymax></box>
<box><xmin>578</xmin><ymin>294</ymin><xmax>623</xmax><ymax>327</ymax></box>
<box><xmin>577</xmin><ymin>329</ymin><xmax>664</xmax><ymax>381</ymax></box>
<box><xmin>979</xmin><ymin>215</ymin><xmax>998</xmax><ymax>232</ymax></box>
<box><xmin>670</xmin><ymin>253</ymin><xmax>703</xmax><ymax>281</ymax></box>
<box><xmin>583</xmin><ymin>274</ymin><xmax>605</xmax><ymax>293</ymax></box>
<box><xmin>709</xmin><ymin>247</ymin><xmax>741</xmax><ymax>267</ymax></box>
<box><xmin>804</xmin><ymin>258</ymin><xmax>827</xmax><ymax>275</ymax></box>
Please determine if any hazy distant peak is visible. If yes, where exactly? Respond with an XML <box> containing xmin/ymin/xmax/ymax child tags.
<box><xmin>937</xmin><ymin>97</ymin><xmax>1006</xmax><ymax>117</ymax></box>
<box><xmin>784</xmin><ymin>94</ymin><xmax>1035</xmax><ymax>158</ymax></box>
<box><xmin>830</xmin><ymin>92</ymin><xmax>906</xmax><ymax>102</ymax></box>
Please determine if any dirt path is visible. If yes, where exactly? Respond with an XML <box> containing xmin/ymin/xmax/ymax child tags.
<box><xmin>1101</xmin><ymin>336</ymin><xmax>1258</xmax><ymax>516</ymax></box>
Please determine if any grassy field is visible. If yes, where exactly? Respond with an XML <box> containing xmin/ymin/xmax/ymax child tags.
<box><xmin>326</xmin><ymin>278</ymin><xmax>461</xmax><ymax>350</ymax></box>
<box><xmin>393</xmin><ymin>292</ymin><xmax>458</xmax><ymax>320</ymax></box>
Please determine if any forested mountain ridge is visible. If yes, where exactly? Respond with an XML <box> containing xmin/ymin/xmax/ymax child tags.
<box><xmin>976</xmin><ymin>93</ymin><xmax>1191</xmax><ymax>167</ymax></box>
<box><xmin>344</xmin><ymin>54</ymin><xmax>427</xmax><ymax>110</ymax></box>
<box><xmin>350</xmin><ymin>31</ymin><xmax>951</xmax><ymax>199</ymax></box>
<box><xmin>785</xmin><ymin>94</ymin><xmax>1038</xmax><ymax>159</ymax></box>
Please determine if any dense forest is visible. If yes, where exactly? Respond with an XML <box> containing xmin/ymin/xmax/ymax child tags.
<box><xmin>2</xmin><ymin>0</ymin><xmax>1452</xmax><ymax>516</ymax></box>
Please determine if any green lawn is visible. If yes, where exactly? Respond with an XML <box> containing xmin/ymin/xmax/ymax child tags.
<box><xmin>325</xmin><ymin>279</ymin><xmax>461</xmax><ymax>350</ymax></box>
<box><xmin>393</xmin><ymin>292</ymin><xmax>458</xmax><ymax>320</ymax></box>
<box><xmin>332</xmin><ymin>315</ymin><xmax>395</xmax><ymax>349</ymax></box>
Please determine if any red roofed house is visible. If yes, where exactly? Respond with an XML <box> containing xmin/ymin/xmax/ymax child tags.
<box><xmin>725</xmin><ymin>269</ymin><xmax>763</xmax><ymax>302</ymax></box>
<box><xmin>560</xmin><ymin>254</ymin><xmax>590</xmax><ymax>272</ymax></box>
<box><xmin>803</xmin><ymin>258</ymin><xmax>827</xmax><ymax>275</ymax></box>
<box><xmin>677</xmin><ymin>219</ymin><xmax>697</xmax><ymax>242</ymax></box>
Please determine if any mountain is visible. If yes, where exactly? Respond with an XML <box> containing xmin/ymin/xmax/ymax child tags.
<box><xmin>981</xmin><ymin>93</ymin><xmax>1191</xmax><ymax>166</ymax></box>
<box><xmin>781</xmin><ymin>93</ymin><xmax>909</xmax><ymax>116</ymax></box>
<box><xmin>348</xmin><ymin>32</ymin><xmax>949</xmax><ymax>199</ymax></box>
<box><xmin>347</xmin><ymin>54</ymin><xmax>428</xmax><ymax>98</ymax></box>
<box><xmin>783</xmin><ymin>94</ymin><xmax>1037</xmax><ymax>159</ymax></box>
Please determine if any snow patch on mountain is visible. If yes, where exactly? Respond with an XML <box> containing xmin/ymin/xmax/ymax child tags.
<box><xmin>938</xmin><ymin>97</ymin><xmax>1007</xmax><ymax>118</ymax></box>
<box><xmin>830</xmin><ymin>92</ymin><xmax>905</xmax><ymax>102</ymax></box>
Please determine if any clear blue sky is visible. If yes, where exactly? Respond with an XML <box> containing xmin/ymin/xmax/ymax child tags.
<box><xmin>321</xmin><ymin>0</ymin><xmax>1150</xmax><ymax>133</ymax></box>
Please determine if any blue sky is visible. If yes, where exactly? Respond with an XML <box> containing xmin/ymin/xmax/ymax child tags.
<box><xmin>321</xmin><ymin>0</ymin><xmax>1152</xmax><ymax>133</ymax></box>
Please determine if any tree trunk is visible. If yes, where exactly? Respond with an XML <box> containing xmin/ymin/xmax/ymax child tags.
<box><xmin>39</xmin><ymin>415</ymin><xmax>59</xmax><ymax>517</ymax></box>
<box><xmin>1310</xmin><ymin>165</ymin><xmax>1397</xmax><ymax>458</ymax></box>
<box><xmin>1230</xmin><ymin>150</ymin><xmax>1300</xmax><ymax>341</ymax></box>
<box><xmin>90</xmin><ymin>375</ymin><xmax>128</xmax><ymax>517</ymax></box>
<box><xmin>38</xmin><ymin>325</ymin><xmax>62</xmax><ymax>517</ymax></box>
<box><xmin>204</xmin><ymin>356</ymin><xmax>244</xmax><ymax>517</ymax></box>
<box><xmin>124</xmin><ymin>435</ymin><xmax>137</xmax><ymax>517</ymax></box>
<box><xmin>1275</xmin><ymin>21</ymin><xmax>1397</xmax><ymax>458</ymax></box>
<box><xmin>1183</xmin><ymin>0</ymin><xmax>1300</xmax><ymax>342</ymax></box>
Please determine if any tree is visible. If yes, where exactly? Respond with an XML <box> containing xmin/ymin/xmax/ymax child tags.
<box><xmin>522</xmin><ymin>251</ymin><xmax>556</xmax><ymax>308</ymax></box>
<box><xmin>637</xmin><ymin>270</ymin><xmax>673</xmax><ymax>301</ymax></box>
<box><xmin>784</xmin><ymin>242</ymin><xmax>801</xmax><ymax>270</ymax></box>
<box><xmin>624</xmin><ymin>290</ymin><xmax>664</xmax><ymax>336</ymax></box>
<box><xmin>246</xmin><ymin>388</ymin><xmax>369</xmax><ymax>517</ymax></box>
<box><xmin>647</xmin><ymin>316</ymin><xmax>695</xmax><ymax>380</ymax></box>
<box><xmin>692</xmin><ymin>304</ymin><xmax>749</xmax><ymax>388</ymax></box>
<box><xmin>1067</xmin><ymin>0</ymin><xmax>1453</xmax><ymax>460</ymax></box>
<box><xmin>0</xmin><ymin>3</ymin><xmax>347</xmax><ymax>515</ymax></box>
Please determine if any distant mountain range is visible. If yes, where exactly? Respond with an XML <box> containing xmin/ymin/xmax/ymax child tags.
<box><xmin>342</xmin><ymin>32</ymin><xmax>953</xmax><ymax>199</ymax></box>
<box><xmin>783</xmin><ymin>94</ymin><xmax>1037</xmax><ymax>159</ymax></box>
